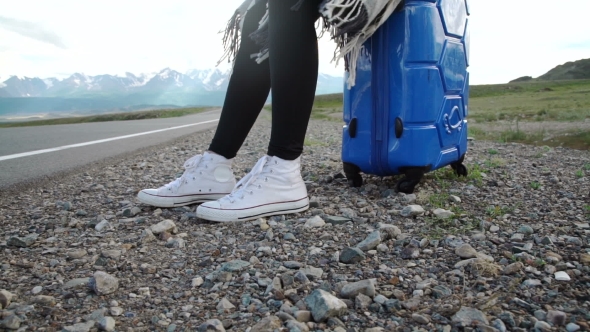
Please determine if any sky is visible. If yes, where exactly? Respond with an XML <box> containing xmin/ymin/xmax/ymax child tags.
<box><xmin>0</xmin><ymin>0</ymin><xmax>589</xmax><ymax>85</ymax></box>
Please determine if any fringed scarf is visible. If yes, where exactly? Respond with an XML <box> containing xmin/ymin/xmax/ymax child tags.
<box><xmin>218</xmin><ymin>0</ymin><xmax>402</xmax><ymax>88</ymax></box>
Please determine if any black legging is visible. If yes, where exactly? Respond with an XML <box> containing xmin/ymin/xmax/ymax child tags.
<box><xmin>209</xmin><ymin>0</ymin><xmax>321</xmax><ymax>161</ymax></box>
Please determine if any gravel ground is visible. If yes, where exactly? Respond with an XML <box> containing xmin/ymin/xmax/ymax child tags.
<box><xmin>1</xmin><ymin>116</ymin><xmax>589</xmax><ymax>332</ymax></box>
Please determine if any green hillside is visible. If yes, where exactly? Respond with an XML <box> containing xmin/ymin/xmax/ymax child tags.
<box><xmin>510</xmin><ymin>58</ymin><xmax>590</xmax><ymax>82</ymax></box>
<box><xmin>537</xmin><ymin>58</ymin><xmax>590</xmax><ymax>81</ymax></box>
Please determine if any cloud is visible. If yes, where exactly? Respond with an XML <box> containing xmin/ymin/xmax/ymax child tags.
<box><xmin>0</xmin><ymin>16</ymin><xmax>66</xmax><ymax>49</ymax></box>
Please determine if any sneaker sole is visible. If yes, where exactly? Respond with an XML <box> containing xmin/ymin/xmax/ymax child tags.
<box><xmin>196</xmin><ymin>197</ymin><xmax>310</xmax><ymax>223</ymax></box>
<box><xmin>137</xmin><ymin>191</ymin><xmax>229</xmax><ymax>208</ymax></box>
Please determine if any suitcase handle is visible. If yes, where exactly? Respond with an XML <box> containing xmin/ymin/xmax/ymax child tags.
<box><xmin>444</xmin><ymin>106</ymin><xmax>463</xmax><ymax>134</ymax></box>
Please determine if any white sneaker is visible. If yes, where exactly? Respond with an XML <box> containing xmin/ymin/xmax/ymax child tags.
<box><xmin>137</xmin><ymin>152</ymin><xmax>236</xmax><ymax>208</ymax></box>
<box><xmin>196</xmin><ymin>155</ymin><xmax>310</xmax><ymax>222</ymax></box>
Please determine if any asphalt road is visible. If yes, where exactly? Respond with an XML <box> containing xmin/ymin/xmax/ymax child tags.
<box><xmin>0</xmin><ymin>110</ymin><xmax>221</xmax><ymax>190</ymax></box>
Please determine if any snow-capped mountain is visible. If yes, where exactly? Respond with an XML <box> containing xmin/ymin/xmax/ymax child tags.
<box><xmin>0</xmin><ymin>68</ymin><xmax>344</xmax><ymax>115</ymax></box>
<box><xmin>1</xmin><ymin>76</ymin><xmax>47</xmax><ymax>97</ymax></box>
<box><xmin>0</xmin><ymin>68</ymin><xmax>342</xmax><ymax>98</ymax></box>
<box><xmin>0</xmin><ymin>68</ymin><xmax>234</xmax><ymax>98</ymax></box>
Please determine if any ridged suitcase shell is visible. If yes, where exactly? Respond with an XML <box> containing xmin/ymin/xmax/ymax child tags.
<box><xmin>341</xmin><ymin>0</ymin><xmax>470</xmax><ymax>193</ymax></box>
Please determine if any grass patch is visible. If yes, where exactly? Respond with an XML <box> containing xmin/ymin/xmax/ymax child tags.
<box><xmin>427</xmin><ymin>163</ymin><xmax>483</xmax><ymax>187</ymax></box>
<box><xmin>304</xmin><ymin>137</ymin><xmax>329</xmax><ymax>147</ymax></box>
<box><xmin>486</xmin><ymin>205</ymin><xmax>513</xmax><ymax>219</ymax></box>
<box><xmin>469</xmin><ymin>80</ymin><xmax>590</xmax><ymax>123</ymax></box>
<box><xmin>420</xmin><ymin>216</ymin><xmax>480</xmax><ymax>240</ymax></box>
<box><xmin>469</xmin><ymin>124</ymin><xmax>590</xmax><ymax>150</ymax></box>
<box><xmin>428</xmin><ymin>192</ymin><xmax>451</xmax><ymax>208</ymax></box>
<box><xmin>530</xmin><ymin>181</ymin><xmax>541</xmax><ymax>190</ymax></box>
<box><xmin>484</xmin><ymin>157</ymin><xmax>507</xmax><ymax>168</ymax></box>
<box><xmin>0</xmin><ymin>107</ymin><xmax>211</xmax><ymax>128</ymax></box>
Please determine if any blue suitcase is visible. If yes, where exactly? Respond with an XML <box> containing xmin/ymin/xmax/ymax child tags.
<box><xmin>341</xmin><ymin>0</ymin><xmax>471</xmax><ymax>193</ymax></box>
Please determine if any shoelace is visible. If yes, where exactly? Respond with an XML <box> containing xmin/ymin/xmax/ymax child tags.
<box><xmin>223</xmin><ymin>156</ymin><xmax>275</xmax><ymax>204</ymax></box>
<box><xmin>163</xmin><ymin>155</ymin><xmax>206</xmax><ymax>193</ymax></box>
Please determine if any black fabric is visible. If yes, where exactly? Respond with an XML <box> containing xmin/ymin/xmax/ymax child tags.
<box><xmin>209</xmin><ymin>0</ymin><xmax>321</xmax><ymax>161</ymax></box>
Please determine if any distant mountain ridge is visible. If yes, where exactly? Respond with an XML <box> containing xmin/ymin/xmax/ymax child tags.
<box><xmin>0</xmin><ymin>68</ymin><xmax>343</xmax><ymax>98</ymax></box>
<box><xmin>0</xmin><ymin>68</ymin><xmax>344</xmax><ymax>118</ymax></box>
<box><xmin>0</xmin><ymin>68</ymin><xmax>230</xmax><ymax>98</ymax></box>
<box><xmin>510</xmin><ymin>58</ymin><xmax>590</xmax><ymax>83</ymax></box>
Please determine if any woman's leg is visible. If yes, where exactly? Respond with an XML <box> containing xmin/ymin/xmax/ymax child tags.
<box><xmin>267</xmin><ymin>0</ymin><xmax>321</xmax><ymax>160</ymax></box>
<box><xmin>137</xmin><ymin>1</ymin><xmax>271</xmax><ymax>208</ymax></box>
<box><xmin>208</xmin><ymin>0</ymin><xmax>272</xmax><ymax>160</ymax></box>
<box><xmin>196</xmin><ymin>0</ymin><xmax>322</xmax><ymax>222</ymax></box>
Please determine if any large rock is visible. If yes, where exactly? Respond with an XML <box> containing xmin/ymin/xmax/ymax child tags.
<box><xmin>340</xmin><ymin>279</ymin><xmax>376</xmax><ymax>298</ymax></box>
<box><xmin>7</xmin><ymin>234</ymin><xmax>38</xmax><ymax>247</ymax></box>
<box><xmin>0</xmin><ymin>289</ymin><xmax>13</xmax><ymax>309</ymax></box>
<box><xmin>304</xmin><ymin>289</ymin><xmax>348</xmax><ymax>322</ymax></box>
<box><xmin>150</xmin><ymin>219</ymin><xmax>177</xmax><ymax>234</ymax></box>
<box><xmin>62</xmin><ymin>321</ymin><xmax>96</xmax><ymax>332</ymax></box>
<box><xmin>339</xmin><ymin>247</ymin><xmax>365</xmax><ymax>264</ymax></box>
<box><xmin>0</xmin><ymin>315</ymin><xmax>21</xmax><ymax>330</ymax></box>
<box><xmin>90</xmin><ymin>271</ymin><xmax>119</xmax><ymax>295</ymax></box>
<box><xmin>356</xmin><ymin>231</ymin><xmax>381</xmax><ymax>251</ymax></box>
<box><xmin>250</xmin><ymin>316</ymin><xmax>282</xmax><ymax>332</ymax></box>
<box><xmin>220</xmin><ymin>260</ymin><xmax>250</xmax><ymax>272</ymax></box>
<box><xmin>197</xmin><ymin>319</ymin><xmax>225</xmax><ymax>332</ymax></box>
<box><xmin>451</xmin><ymin>307</ymin><xmax>489</xmax><ymax>327</ymax></box>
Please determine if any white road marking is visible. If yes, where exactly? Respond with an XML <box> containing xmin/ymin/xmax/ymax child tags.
<box><xmin>0</xmin><ymin>119</ymin><xmax>219</xmax><ymax>162</ymax></box>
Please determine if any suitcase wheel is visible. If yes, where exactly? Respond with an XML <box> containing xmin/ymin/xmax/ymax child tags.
<box><xmin>396</xmin><ymin>177</ymin><xmax>420</xmax><ymax>194</ymax></box>
<box><xmin>343</xmin><ymin>162</ymin><xmax>363</xmax><ymax>188</ymax></box>
<box><xmin>451</xmin><ymin>163</ymin><xmax>468</xmax><ymax>177</ymax></box>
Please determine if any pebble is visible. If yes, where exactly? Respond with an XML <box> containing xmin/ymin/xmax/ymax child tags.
<box><xmin>455</xmin><ymin>244</ymin><xmax>478</xmax><ymax>258</ymax></box>
<box><xmin>566</xmin><ymin>323</ymin><xmax>581</xmax><ymax>332</ymax></box>
<box><xmin>554</xmin><ymin>271</ymin><xmax>571</xmax><ymax>281</ymax></box>
<box><xmin>400</xmin><ymin>205</ymin><xmax>425</xmax><ymax>217</ymax></box>
<box><xmin>546</xmin><ymin>310</ymin><xmax>567</xmax><ymax>326</ymax></box>
<box><xmin>412</xmin><ymin>313</ymin><xmax>430</xmax><ymax>324</ymax></box>
<box><xmin>304</xmin><ymin>215</ymin><xmax>325</xmax><ymax>228</ymax></box>
<box><xmin>433</xmin><ymin>208</ymin><xmax>454</xmax><ymax>219</ymax></box>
